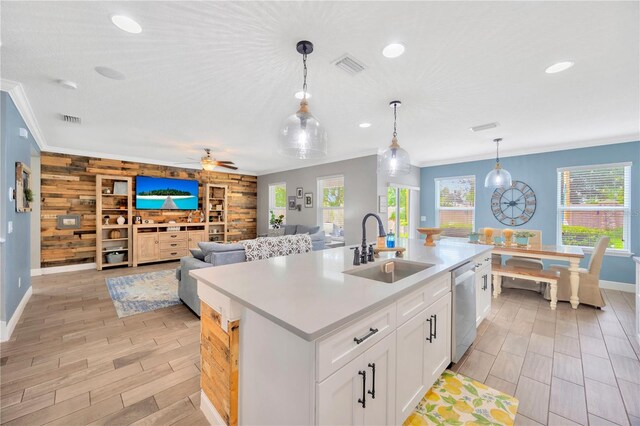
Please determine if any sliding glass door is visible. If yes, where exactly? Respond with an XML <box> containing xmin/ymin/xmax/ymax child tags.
<box><xmin>387</xmin><ymin>187</ymin><xmax>411</xmax><ymax>238</ymax></box>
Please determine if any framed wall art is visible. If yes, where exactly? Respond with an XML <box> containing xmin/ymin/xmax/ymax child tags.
<box><xmin>15</xmin><ymin>162</ymin><xmax>33</xmax><ymax>213</ymax></box>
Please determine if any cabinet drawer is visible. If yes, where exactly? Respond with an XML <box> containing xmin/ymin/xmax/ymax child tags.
<box><xmin>474</xmin><ymin>254</ymin><xmax>492</xmax><ymax>269</ymax></box>
<box><xmin>159</xmin><ymin>232</ymin><xmax>187</xmax><ymax>242</ymax></box>
<box><xmin>396</xmin><ymin>274</ymin><xmax>451</xmax><ymax>326</ymax></box>
<box><xmin>159</xmin><ymin>249</ymin><xmax>188</xmax><ymax>260</ymax></box>
<box><xmin>317</xmin><ymin>304</ymin><xmax>396</xmax><ymax>381</ymax></box>
<box><xmin>159</xmin><ymin>240</ymin><xmax>187</xmax><ymax>250</ymax></box>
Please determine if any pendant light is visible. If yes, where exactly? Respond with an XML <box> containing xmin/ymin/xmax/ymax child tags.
<box><xmin>484</xmin><ymin>138</ymin><xmax>512</xmax><ymax>188</ymax></box>
<box><xmin>279</xmin><ymin>41</ymin><xmax>327</xmax><ymax>159</ymax></box>
<box><xmin>378</xmin><ymin>100</ymin><xmax>411</xmax><ymax>177</ymax></box>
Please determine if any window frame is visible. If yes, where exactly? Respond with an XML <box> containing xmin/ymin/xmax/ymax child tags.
<box><xmin>556</xmin><ymin>162</ymin><xmax>632</xmax><ymax>255</ymax></box>
<box><xmin>434</xmin><ymin>175</ymin><xmax>476</xmax><ymax>236</ymax></box>
<box><xmin>268</xmin><ymin>182</ymin><xmax>287</xmax><ymax>227</ymax></box>
<box><xmin>317</xmin><ymin>174</ymin><xmax>345</xmax><ymax>232</ymax></box>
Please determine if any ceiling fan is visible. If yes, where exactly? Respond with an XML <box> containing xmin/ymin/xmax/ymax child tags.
<box><xmin>177</xmin><ymin>148</ymin><xmax>238</xmax><ymax>171</ymax></box>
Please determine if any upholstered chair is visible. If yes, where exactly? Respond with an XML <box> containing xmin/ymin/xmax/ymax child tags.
<box><xmin>547</xmin><ymin>236</ymin><xmax>609</xmax><ymax>308</ymax></box>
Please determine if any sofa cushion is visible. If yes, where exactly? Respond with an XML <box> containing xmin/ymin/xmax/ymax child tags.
<box><xmin>283</xmin><ymin>224</ymin><xmax>297</xmax><ymax>235</ymax></box>
<box><xmin>190</xmin><ymin>249</ymin><xmax>205</xmax><ymax>261</ymax></box>
<box><xmin>267</xmin><ymin>228</ymin><xmax>285</xmax><ymax>237</ymax></box>
<box><xmin>296</xmin><ymin>225</ymin><xmax>320</xmax><ymax>235</ymax></box>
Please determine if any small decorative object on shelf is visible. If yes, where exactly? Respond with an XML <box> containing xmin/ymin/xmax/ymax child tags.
<box><xmin>483</xmin><ymin>228</ymin><xmax>494</xmax><ymax>243</ymax></box>
<box><xmin>493</xmin><ymin>236</ymin><xmax>504</xmax><ymax>245</ymax></box>
<box><xmin>469</xmin><ymin>232</ymin><xmax>480</xmax><ymax>243</ymax></box>
<box><xmin>109</xmin><ymin>229</ymin><xmax>121</xmax><ymax>239</ymax></box>
<box><xmin>106</xmin><ymin>252</ymin><xmax>125</xmax><ymax>264</ymax></box>
<box><xmin>102</xmin><ymin>187</ymin><xmax>111</xmax><ymax>195</ymax></box>
<box><xmin>134</xmin><ymin>215</ymin><xmax>142</xmax><ymax>224</ymax></box>
<box><xmin>116</xmin><ymin>215</ymin><xmax>126</xmax><ymax>225</ymax></box>
<box><xmin>113</xmin><ymin>181</ymin><xmax>128</xmax><ymax>195</ymax></box>
<box><xmin>386</xmin><ymin>231</ymin><xmax>395</xmax><ymax>248</ymax></box>
<box><xmin>514</xmin><ymin>231</ymin><xmax>536</xmax><ymax>247</ymax></box>
<box><xmin>502</xmin><ymin>228</ymin><xmax>514</xmax><ymax>245</ymax></box>
<box><xmin>104</xmin><ymin>216</ymin><xmax>110</xmax><ymax>225</ymax></box>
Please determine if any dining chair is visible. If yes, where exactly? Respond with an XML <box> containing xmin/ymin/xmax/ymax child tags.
<box><xmin>546</xmin><ymin>236</ymin><xmax>609</xmax><ymax>308</ymax></box>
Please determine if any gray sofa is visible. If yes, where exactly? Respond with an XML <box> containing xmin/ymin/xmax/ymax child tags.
<box><xmin>176</xmin><ymin>227</ymin><xmax>325</xmax><ymax>316</ymax></box>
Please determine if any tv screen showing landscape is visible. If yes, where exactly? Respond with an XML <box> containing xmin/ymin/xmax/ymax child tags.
<box><xmin>135</xmin><ymin>176</ymin><xmax>199</xmax><ymax>210</ymax></box>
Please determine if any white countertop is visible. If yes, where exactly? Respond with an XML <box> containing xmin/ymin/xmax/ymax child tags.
<box><xmin>191</xmin><ymin>239</ymin><xmax>492</xmax><ymax>341</ymax></box>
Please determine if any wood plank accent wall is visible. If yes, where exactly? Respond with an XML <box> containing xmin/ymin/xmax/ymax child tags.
<box><xmin>40</xmin><ymin>153</ymin><xmax>257</xmax><ymax>268</ymax></box>
<box><xmin>201</xmin><ymin>302</ymin><xmax>239</xmax><ymax>426</ymax></box>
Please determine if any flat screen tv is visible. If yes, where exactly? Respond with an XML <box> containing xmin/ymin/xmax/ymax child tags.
<box><xmin>135</xmin><ymin>176</ymin><xmax>199</xmax><ymax>210</ymax></box>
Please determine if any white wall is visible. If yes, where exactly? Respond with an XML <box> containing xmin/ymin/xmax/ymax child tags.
<box><xmin>257</xmin><ymin>156</ymin><xmax>379</xmax><ymax>246</ymax></box>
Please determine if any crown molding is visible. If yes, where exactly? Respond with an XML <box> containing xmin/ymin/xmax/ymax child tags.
<box><xmin>0</xmin><ymin>79</ymin><xmax>48</xmax><ymax>150</ymax></box>
<box><xmin>417</xmin><ymin>134</ymin><xmax>640</xmax><ymax>168</ymax></box>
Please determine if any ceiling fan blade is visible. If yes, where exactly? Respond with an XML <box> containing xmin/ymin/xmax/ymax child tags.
<box><xmin>216</xmin><ymin>164</ymin><xmax>238</xmax><ymax>170</ymax></box>
<box><xmin>216</xmin><ymin>160</ymin><xmax>235</xmax><ymax>164</ymax></box>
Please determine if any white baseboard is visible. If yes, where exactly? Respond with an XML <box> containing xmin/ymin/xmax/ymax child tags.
<box><xmin>39</xmin><ymin>263</ymin><xmax>96</xmax><ymax>275</ymax></box>
<box><xmin>200</xmin><ymin>390</ymin><xmax>224</xmax><ymax>426</ymax></box>
<box><xmin>0</xmin><ymin>286</ymin><xmax>33</xmax><ymax>342</ymax></box>
<box><xmin>31</xmin><ymin>268</ymin><xmax>42</xmax><ymax>277</ymax></box>
<box><xmin>600</xmin><ymin>280</ymin><xmax>635</xmax><ymax>293</ymax></box>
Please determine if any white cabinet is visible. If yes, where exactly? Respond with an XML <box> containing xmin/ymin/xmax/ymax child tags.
<box><xmin>474</xmin><ymin>256</ymin><xmax>492</xmax><ymax>327</ymax></box>
<box><xmin>317</xmin><ymin>332</ymin><xmax>396</xmax><ymax>426</ymax></box>
<box><xmin>395</xmin><ymin>292</ymin><xmax>452</xmax><ymax>425</ymax></box>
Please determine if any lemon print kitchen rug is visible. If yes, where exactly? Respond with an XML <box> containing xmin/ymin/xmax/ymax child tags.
<box><xmin>403</xmin><ymin>370</ymin><xmax>519</xmax><ymax>426</ymax></box>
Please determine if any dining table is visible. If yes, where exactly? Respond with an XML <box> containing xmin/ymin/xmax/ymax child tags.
<box><xmin>490</xmin><ymin>243</ymin><xmax>585</xmax><ymax>309</ymax></box>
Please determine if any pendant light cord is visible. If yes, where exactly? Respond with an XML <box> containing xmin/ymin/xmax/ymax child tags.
<box><xmin>393</xmin><ymin>103</ymin><xmax>398</xmax><ymax>137</ymax></box>
<box><xmin>494</xmin><ymin>138</ymin><xmax>502</xmax><ymax>164</ymax></box>
<box><xmin>302</xmin><ymin>47</ymin><xmax>308</xmax><ymax>98</ymax></box>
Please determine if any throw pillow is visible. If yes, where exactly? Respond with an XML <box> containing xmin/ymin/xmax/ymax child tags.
<box><xmin>283</xmin><ymin>224</ymin><xmax>297</xmax><ymax>235</ymax></box>
<box><xmin>241</xmin><ymin>234</ymin><xmax>312</xmax><ymax>262</ymax></box>
<box><xmin>190</xmin><ymin>249</ymin><xmax>205</xmax><ymax>261</ymax></box>
<box><xmin>296</xmin><ymin>225</ymin><xmax>320</xmax><ymax>235</ymax></box>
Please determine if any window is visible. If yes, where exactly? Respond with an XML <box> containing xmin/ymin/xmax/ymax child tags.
<box><xmin>387</xmin><ymin>186</ymin><xmax>410</xmax><ymax>238</ymax></box>
<box><xmin>268</xmin><ymin>183</ymin><xmax>286</xmax><ymax>227</ymax></box>
<box><xmin>318</xmin><ymin>175</ymin><xmax>344</xmax><ymax>237</ymax></box>
<box><xmin>557</xmin><ymin>163</ymin><xmax>631</xmax><ymax>252</ymax></box>
<box><xmin>435</xmin><ymin>176</ymin><xmax>476</xmax><ymax>237</ymax></box>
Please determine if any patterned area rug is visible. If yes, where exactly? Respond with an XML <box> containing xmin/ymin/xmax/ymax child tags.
<box><xmin>404</xmin><ymin>370</ymin><xmax>519</xmax><ymax>426</ymax></box>
<box><xmin>106</xmin><ymin>270</ymin><xmax>180</xmax><ymax>318</ymax></box>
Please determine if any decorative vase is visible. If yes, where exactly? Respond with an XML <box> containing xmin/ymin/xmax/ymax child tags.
<box><xmin>516</xmin><ymin>236</ymin><xmax>529</xmax><ymax>247</ymax></box>
<box><xmin>503</xmin><ymin>229</ymin><xmax>514</xmax><ymax>245</ymax></box>
<box><xmin>116</xmin><ymin>215</ymin><xmax>126</xmax><ymax>225</ymax></box>
<box><xmin>493</xmin><ymin>236</ymin><xmax>504</xmax><ymax>245</ymax></box>
<box><xmin>483</xmin><ymin>228</ymin><xmax>493</xmax><ymax>243</ymax></box>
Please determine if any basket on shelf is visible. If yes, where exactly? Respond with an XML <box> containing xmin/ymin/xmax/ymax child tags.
<box><xmin>106</xmin><ymin>252</ymin><xmax>125</xmax><ymax>264</ymax></box>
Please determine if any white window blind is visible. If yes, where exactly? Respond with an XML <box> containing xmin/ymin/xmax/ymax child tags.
<box><xmin>268</xmin><ymin>183</ymin><xmax>286</xmax><ymax>227</ymax></box>
<box><xmin>435</xmin><ymin>175</ymin><xmax>476</xmax><ymax>237</ymax></box>
<box><xmin>318</xmin><ymin>175</ymin><xmax>344</xmax><ymax>234</ymax></box>
<box><xmin>557</xmin><ymin>163</ymin><xmax>631</xmax><ymax>251</ymax></box>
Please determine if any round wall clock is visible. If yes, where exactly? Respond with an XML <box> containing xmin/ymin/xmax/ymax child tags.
<box><xmin>490</xmin><ymin>180</ymin><xmax>536</xmax><ymax>226</ymax></box>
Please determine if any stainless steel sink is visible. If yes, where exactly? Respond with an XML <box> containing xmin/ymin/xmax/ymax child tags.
<box><xmin>344</xmin><ymin>259</ymin><xmax>434</xmax><ymax>283</ymax></box>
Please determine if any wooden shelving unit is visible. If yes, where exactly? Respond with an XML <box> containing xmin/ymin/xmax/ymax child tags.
<box><xmin>96</xmin><ymin>175</ymin><xmax>133</xmax><ymax>270</ymax></box>
<box><xmin>205</xmin><ymin>184</ymin><xmax>228</xmax><ymax>243</ymax></box>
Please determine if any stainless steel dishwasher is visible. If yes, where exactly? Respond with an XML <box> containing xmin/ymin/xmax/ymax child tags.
<box><xmin>451</xmin><ymin>261</ymin><xmax>477</xmax><ymax>363</ymax></box>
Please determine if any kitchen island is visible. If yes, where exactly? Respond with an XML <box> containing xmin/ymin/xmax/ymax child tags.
<box><xmin>191</xmin><ymin>238</ymin><xmax>492</xmax><ymax>426</ymax></box>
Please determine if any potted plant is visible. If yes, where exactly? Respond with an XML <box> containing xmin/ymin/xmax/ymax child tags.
<box><xmin>24</xmin><ymin>188</ymin><xmax>34</xmax><ymax>204</ymax></box>
<box><xmin>269</xmin><ymin>210</ymin><xmax>285</xmax><ymax>229</ymax></box>
<box><xmin>468</xmin><ymin>232</ymin><xmax>481</xmax><ymax>243</ymax></box>
<box><xmin>514</xmin><ymin>231</ymin><xmax>536</xmax><ymax>247</ymax></box>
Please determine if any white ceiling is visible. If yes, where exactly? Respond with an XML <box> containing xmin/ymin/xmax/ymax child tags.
<box><xmin>2</xmin><ymin>1</ymin><xmax>638</xmax><ymax>175</ymax></box>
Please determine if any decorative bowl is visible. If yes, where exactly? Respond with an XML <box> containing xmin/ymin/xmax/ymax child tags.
<box><xmin>417</xmin><ymin>228</ymin><xmax>442</xmax><ymax>247</ymax></box>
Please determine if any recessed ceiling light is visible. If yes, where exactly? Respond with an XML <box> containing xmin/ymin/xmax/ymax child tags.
<box><xmin>545</xmin><ymin>61</ymin><xmax>574</xmax><ymax>74</ymax></box>
<box><xmin>95</xmin><ymin>66</ymin><xmax>126</xmax><ymax>80</ymax></box>
<box><xmin>295</xmin><ymin>91</ymin><xmax>312</xmax><ymax>99</ymax></box>
<box><xmin>382</xmin><ymin>43</ymin><xmax>405</xmax><ymax>58</ymax></box>
<box><xmin>359</xmin><ymin>123</ymin><xmax>371</xmax><ymax>128</ymax></box>
<box><xmin>58</xmin><ymin>80</ymin><xmax>78</xmax><ymax>90</ymax></box>
<box><xmin>470</xmin><ymin>122</ymin><xmax>499</xmax><ymax>132</ymax></box>
<box><xmin>110</xmin><ymin>15</ymin><xmax>142</xmax><ymax>34</ymax></box>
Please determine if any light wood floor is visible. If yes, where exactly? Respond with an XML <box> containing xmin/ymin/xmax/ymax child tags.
<box><xmin>2</xmin><ymin>266</ymin><xmax>638</xmax><ymax>425</ymax></box>
<box><xmin>452</xmin><ymin>286</ymin><xmax>640</xmax><ymax>426</ymax></box>
<box><xmin>0</xmin><ymin>262</ymin><xmax>208</xmax><ymax>425</ymax></box>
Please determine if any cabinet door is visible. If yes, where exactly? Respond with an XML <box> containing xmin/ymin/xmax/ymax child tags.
<box><xmin>363</xmin><ymin>332</ymin><xmax>396</xmax><ymax>426</ymax></box>
<box><xmin>317</xmin><ymin>354</ymin><xmax>366</xmax><ymax>426</ymax></box>
<box><xmin>479</xmin><ymin>265</ymin><xmax>492</xmax><ymax>322</ymax></box>
<box><xmin>187</xmin><ymin>230</ymin><xmax>206</xmax><ymax>249</ymax></box>
<box><xmin>137</xmin><ymin>233</ymin><xmax>158</xmax><ymax>263</ymax></box>
<box><xmin>395</xmin><ymin>308</ymin><xmax>429</xmax><ymax>425</ymax></box>
<box><xmin>424</xmin><ymin>293</ymin><xmax>452</xmax><ymax>389</ymax></box>
<box><xmin>475</xmin><ymin>268</ymin><xmax>485</xmax><ymax>327</ymax></box>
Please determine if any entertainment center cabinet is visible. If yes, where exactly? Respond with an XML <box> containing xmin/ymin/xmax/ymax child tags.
<box><xmin>132</xmin><ymin>223</ymin><xmax>207</xmax><ymax>266</ymax></box>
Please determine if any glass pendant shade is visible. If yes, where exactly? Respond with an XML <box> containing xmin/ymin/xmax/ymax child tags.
<box><xmin>484</xmin><ymin>164</ymin><xmax>512</xmax><ymax>188</ymax></box>
<box><xmin>379</xmin><ymin>136</ymin><xmax>411</xmax><ymax>177</ymax></box>
<box><xmin>279</xmin><ymin>99</ymin><xmax>327</xmax><ymax>159</ymax></box>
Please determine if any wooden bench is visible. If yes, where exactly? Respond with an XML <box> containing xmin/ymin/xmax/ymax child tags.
<box><xmin>492</xmin><ymin>264</ymin><xmax>560</xmax><ymax>310</ymax></box>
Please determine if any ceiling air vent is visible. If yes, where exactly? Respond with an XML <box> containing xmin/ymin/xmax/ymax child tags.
<box><xmin>333</xmin><ymin>54</ymin><xmax>366</xmax><ymax>75</ymax></box>
<box><xmin>62</xmin><ymin>114</ymin><xmax>81</xmax><ymax>124</ymax></box>
<box><xmin>470</xmin><ymin>122</ymin><xmax>499</xmax><ymax>132</ymax></box>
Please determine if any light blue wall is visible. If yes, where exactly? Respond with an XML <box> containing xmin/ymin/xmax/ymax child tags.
<box><xmin>1</xmin><ymin>91</ymin><xmax>35</xmax><ymax>322</ymax></box>
<box><xmin>420</xmin><ymin>141</ymin><xmax>640</xmax><ymax>284</ymax></box>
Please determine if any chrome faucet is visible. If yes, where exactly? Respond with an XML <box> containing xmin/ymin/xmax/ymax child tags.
<box><xmin>359</xmin><ymin>213</ymin><xmax>387</xmax><ymax>265</ymax></box>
